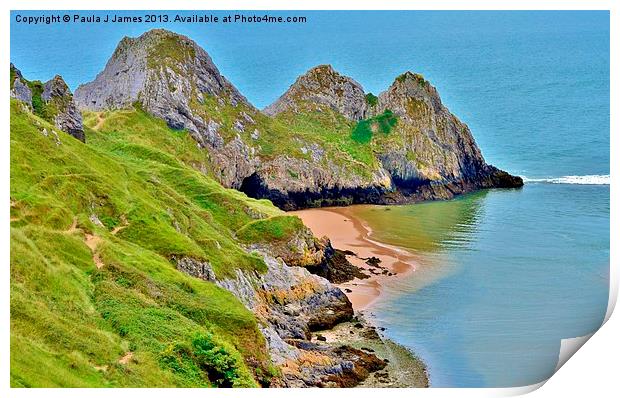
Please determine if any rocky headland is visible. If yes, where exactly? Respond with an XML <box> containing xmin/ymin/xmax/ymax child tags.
<box><xmin>74</xmin><ymin>29</ymin><xmax>522</xmax><ymax>210</ymax></box>
<box><xmin>10</xmin><ymin>28</ymin><xmax>520</xmax><ymax>388</ymax></box>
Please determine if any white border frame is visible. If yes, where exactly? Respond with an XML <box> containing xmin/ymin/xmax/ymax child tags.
<box><xmin>2</xmin><ymin>1</ymin><xmax>616</xmax><ymax>397</ymax></box>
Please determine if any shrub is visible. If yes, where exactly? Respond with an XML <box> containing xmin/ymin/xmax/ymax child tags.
<box><xmin>192</xmin><ymin>334</ymin><xmax>241</xmax><ymax>387</ymax></box>
<box><xmin>351</xmin><ymin>119</ymin><xmax>373</xmax><ymax>144</ymax></box>
<box><xmin>365</xmin><ymin>93</ymin><xmax>378</xmax><ymax>107</ymax></box>
<box><xmin>160</xmin><ymin>333</ymin><xmax>252</xmax><ymax>388</ymax></box>
<box><xmin>27</xmin><ymin>81</ymin><xmax>45</xmax><ymax>117</ymax></box>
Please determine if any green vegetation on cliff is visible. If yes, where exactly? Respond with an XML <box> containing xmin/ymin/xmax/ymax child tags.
<box><xmin>272</xmin><ymin>107</ymin><xmax>380</xmax><ymax>171</ymax></box>
<box><xmin>351</xmin><ymin>110</ymin><xmax>398</xmax><ymax>144</ymax></box>
<box><xmin>365</xmin><ymin>92</ymin><xmax>378</xmax><ymax>107</ymax></box>
<box><xmin>10</xmin><ymin>99</ymin><xmax>290</xmax><ymax>387</ymax></box>
<box><xmin>25</xmin><ymin>80</ymin><xmax>47</xmax><ymax>118</ymax></box>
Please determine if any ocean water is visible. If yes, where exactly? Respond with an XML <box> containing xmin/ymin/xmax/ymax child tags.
<box><xmin>10</xmin><ymin>11</ymin><xmax>609</xmax><ymax>387</ymax></box>
<box><xmin>351</xmin><ymin>184</ymin><xmax>609</xmax><ymax>387</ymax></box>
<box><xmin>10</xmin><ymin>10</ymin><xmax>609</xmax><ymax>178</ymax></box>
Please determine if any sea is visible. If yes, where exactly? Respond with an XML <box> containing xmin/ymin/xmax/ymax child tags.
<box><xmin>10</xmin><ymin>10</ymin><xmax>610</xmax><ymax>387</ymax></box>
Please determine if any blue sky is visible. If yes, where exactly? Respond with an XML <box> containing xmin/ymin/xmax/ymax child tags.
<box><xmin>10</xmin><ymin>11</ymin><xmax>608</xmax><ymax>109</ymax></box>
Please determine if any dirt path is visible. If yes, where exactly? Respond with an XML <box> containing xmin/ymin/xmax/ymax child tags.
<box><xmin>64</xmin><ymin>217</ymin><xmax>79</xmax><ymax>233</ymax></box>
<box><xmin>93</xmin><ymin>112</ymin><xmax>106</xmax><ymax>130</ymax></box>
<box><xmin>118</xmin><ymin>351</ymin><xmax>133</xmax><ymax>365</ymax></box>
<box><xmin>85</xmin><ymin>234</ymin><xmax>104</xmax><ymax>269</ymax></box>
<box><xmin>111</xmin><ymin>215</ymin><xmax>128</xmax><ymax>235</ymax></box>
<box><xmin>61</xmin><ymin>216</ymin><xmax>124</xmax><ymax>269</ymax></box>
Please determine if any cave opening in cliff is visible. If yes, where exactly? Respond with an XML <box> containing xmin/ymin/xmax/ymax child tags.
<box><xmin>239</xmin><ymin>172</ymin><xmax>264</xmax><ymax>199</ymax></box>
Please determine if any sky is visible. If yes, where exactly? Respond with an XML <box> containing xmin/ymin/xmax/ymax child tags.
<box><xmin>9</xmin><ymin>10</ymin><xmax>609</xmax><ymax>109</ymax></box>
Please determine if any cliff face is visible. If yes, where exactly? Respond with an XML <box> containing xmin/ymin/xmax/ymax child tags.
<box><xmin>11</xmin><ymin>64</ymin><xmax>85</xmax><ymax>142</ymax></box>
<box><xmin>10</xmin><ymin>64</ymin><xmax>32</xmax><ymax>105</ymax></box>
<box><xmin>369</xmin><ymin>72</ymin><xmax>523</xmax><ymax>198</ymax></box>
<box><xmin>74</xmin><ymin>29</ymin><xmax>249</xmax><ymax>129</ymax></box>
<box><xmin>74</xmin><ymin>29</ymin><xmax>257</xmax><ymax>188</ymax></box>
<box><xmin>74</xmin><ymin>29</ymin><xmax>522</xmax><ymax>210</ymax></box>
<box><xmin>265</xmin><ymin>69</ymin><xmax>522</xmax><ymax>204</ymax></box>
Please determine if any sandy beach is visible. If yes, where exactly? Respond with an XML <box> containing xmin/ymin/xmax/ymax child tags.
<box><xmin>290</xmin><ymin>206</ymin><xmax>419</xmax><ymax>311</ymax></box>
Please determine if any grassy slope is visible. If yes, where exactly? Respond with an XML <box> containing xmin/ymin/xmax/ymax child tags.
<box><xmin>9</xmin><ymin>100</ymin><xmax>310</xmax><ymax>387</ymax></box>
<box><xmin>188</xmin><ymin>91</ymin><xmax>384</xmax><ymax>179</ymax></box>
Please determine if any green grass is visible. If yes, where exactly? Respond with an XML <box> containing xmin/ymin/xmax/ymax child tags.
<box><xmin>10</xmin><ymin>99</ymin><xmax>288</xmax><ymax>387</ymax></box>
<box><xmin>351</xmin><ymin>110</ymin><xmax>398</xmax><ymax>144</ymax></box>
<box><xmin>271</xmin><ymin>107</ymin><xmax>380</xmax><ymax>176</ymax></box>
<box><xmin>236</xmin><ymin>215</ymin><xmax>305</xmax><ymax>244</ymax></box>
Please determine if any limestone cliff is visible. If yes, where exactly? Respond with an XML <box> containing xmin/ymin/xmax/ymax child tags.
<box><xmin>264</xmin><ymin>64</ymin><xmax>368</xmax><ymax>120</ymax></box>
<box><xmin>265</xmin><ymin>69</ymin><xmax>522</xmax><ymax>204</ymax></box>
<box><xmin>74</xmin><ymin>29</ymin><xmax>256</xmax><ymax>187</ymax></box>
<box><xmin>372</xmin><ymin>72</ymin><xmax>522</xmax><ymax>198</ymax></box>
<box><xmin>10</xmin><ymin>64</ymin><xmax>85</xmax><ymax>142</ymax></box>
<box><xmin>73</xmin><ymin>29</ymin><xmax>522</xmax><ymax>210</ymax></box>
<box><xmin>173</xmin><ymin>237</ymin><xmax>393</xmax><ymax>387</ymax></box>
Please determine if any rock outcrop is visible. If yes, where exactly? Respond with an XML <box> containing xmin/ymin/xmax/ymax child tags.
<box><xmin>10</xmin><ymin>64</ymin><xmax>32</xmax><ymax>106</ymax></box>
<box><xmin>41</xmin><ymin>76</ymin><xmax>85</xmax><ymax>142</ymax></box>
<box><xmin>74</xmin><ymin>29</ymin><xmax>522</xmax><ymax>210</ymax></box>
<box><xmin>75</xmin><ymin>28</ymin><xmax>255</xmax><ymax>187</ymax></box>
<box><xmin>264</xmin><ymin>64</ymin><xmax>368</xmax><ymax>120</ymax></box>
<box><xmin>172</xmin><ymin>212</ymin><xmax>395</xmax><ymax>387</ymax></box>
<box><xmin>10</xmin><ymin>64</ymin><xmax>85</xmax><ymax>142</ymax></box>
<box><xmin>175</xmin><ymin>252</ymin><xmax>392</xmax><ymax>387</ymax></box>
<box><xmin>179</xmin><ymin>253</ymin><xmax>353</xmax><ymax>339</ymax></box>
<box><xmin>369</xmin><ymin>72</ymin><xmax>523</xmax><ymax>198</ymax></box>
<box><xmin>74</xmin><ymin>29</ymin><xmax>249</xmax><ymax>124</ymax></box>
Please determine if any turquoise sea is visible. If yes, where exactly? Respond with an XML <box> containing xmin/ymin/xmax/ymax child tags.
<box><xmin>11</xmin><ymin>11</ymin><xmax>610</xmax><ymax>387</ymax></box>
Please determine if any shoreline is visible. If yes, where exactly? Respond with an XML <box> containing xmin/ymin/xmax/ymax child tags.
<box><xmin>290</xmin><ymin>206</ymin><xmax>419</xmax><ymax>311</ymax></box>
<box><xmin>291</xmin><ymin>205</ymin><xmax>430</xmax><ymax>387</ymax></box>
<box><xmin>312</xmin><ymin>317</ymin><xmax>429</xmax><ymax>387</ymax></box>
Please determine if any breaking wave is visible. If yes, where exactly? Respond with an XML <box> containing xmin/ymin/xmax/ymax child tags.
<box><xmin>522</xmin><ymin>175</ymin><xmax>610</xmax><ymax>185</ymax></box>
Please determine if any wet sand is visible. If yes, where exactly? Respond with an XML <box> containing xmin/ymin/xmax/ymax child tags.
<box><xmin>290</xmin><ymin>206</ymin><xmax>419</xmax><ymax>311</ymax></box>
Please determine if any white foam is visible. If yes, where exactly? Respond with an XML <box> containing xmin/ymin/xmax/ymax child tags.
<box><xmin>523</xmin><ymin>174</ymin><xmax>610</xmax><ymax>185</ymax></box>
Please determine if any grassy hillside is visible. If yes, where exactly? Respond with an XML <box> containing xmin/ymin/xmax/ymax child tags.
<box><xmin>187</xmin><ymin>91</ymin><xmax>385</xmax><ymax>179</ymax></box>
<box><xmin>9</xmin><ymin>99</ymin><xmax>309</xmax><ymax>387</ymax></box>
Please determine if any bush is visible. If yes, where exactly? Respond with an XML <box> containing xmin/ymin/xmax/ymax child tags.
<box><xmin>28</xmin><ymin>82</ymin><xmax>45</xmax><ymax>117</ymax></box>
<box><xmin>351</xmin><ymin>119</ymin><xmax>373</xmax><ymax>144</ymax></box>
<box><xmin>160</xmin><ymin>333</ymin><xmax>251</xmax><ymax>388</ymax></box>
<box><xmin>192</xmin><ymin>334</ymin><xmax>241</xmax><ymax>387</ymax></box>
<box><xmin>365</xmin><ymin>93</ymin><xmax>378</xmax><ymax>107</ymax></box>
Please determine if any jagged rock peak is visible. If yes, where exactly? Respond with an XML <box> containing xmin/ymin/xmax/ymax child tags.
<box><xmin>10</xmin><ymin>65</ymin><xmax>84</xmax><ymax>142</ymax></box>
<box><xmin>74</xmin><ymin>28</ymin><xmax>250</xmax><ymax>129</ymax></box>
<box><xmin>10</xmin><ymin>64</ymin><xmax>32</xmax><ymax>106</ymax></box>
<box><xmin>374</xmin><ymin>71</ymin><xmax>443</xmax><ymax>118</ymax></box>
<box><xmin>10</xmin><ymin>63</ymin><xmax>23</xmax><ymax>80</ymax></box>
<box><xmin>42</xmin><ymin>75</ymin><xmax>71</xmax><ymax>100</ymax></box>
<box><xmin>43</xmin><ymin>75</ymin><xmax>85</xmax><ymax>142</ymax></box>
<box><xmin>390</xmin><ymin>71</ymin><xmax>435</xmax><ymax>95</ymax></box>
<box><xmin>264</xmin><ymin>64</ymin><xmax>368</xmax><ymax>120</ymax></box>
